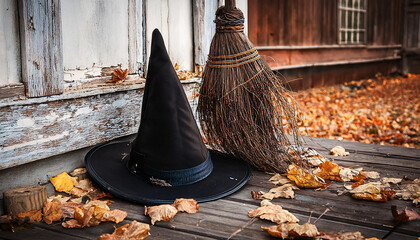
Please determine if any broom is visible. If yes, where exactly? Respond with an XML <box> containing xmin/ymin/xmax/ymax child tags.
<box><xmin>197</xmin><ymin>0</ymin><xmax>307</xmax><ymax>172</ymax></box>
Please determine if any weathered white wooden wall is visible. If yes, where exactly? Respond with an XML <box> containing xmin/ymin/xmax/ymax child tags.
<box><xmin>61</xmin><ymin>0</ymin><xmax>144</xmax><ymax>84</ymax></box>
<box><xmin>146</xmin><ymin>0</ymin><xmax>194</xmax><ymax>71</ymax></box>
<box><xmin>0</xmin><ymin>0</ymin><xmax>21</xmax><ymax>86</ymax></box>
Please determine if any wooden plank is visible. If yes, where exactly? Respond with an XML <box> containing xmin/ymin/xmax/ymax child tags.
<box><xmin>0</xmin><ymin>0</ymin><xmax>21</xmax><ymax>87</ymax></box>
<box><xmin>192</xmin><ymin>0</ymin><xmax>217</xmax><ymax>66</ymax></box>
<box><xmin>0</xmin><ymin>82</ymin><xmax>199</xmax><ymax>170</ymax></box>
<box><xmin>128</xmin><ymin>0</ymin><xmax>144</xmax><ymax>75</ymax></box>
<box><xmin>0</xmin><ymin>84</ymin><xmax>25</xmax><ymax>100</ymax></box>
<box><xmin>18</xmin><ymin>0</ymin><xmax>64</xmax><ymax>97</ymax></box>
<box><xmin>0</xmin><ymin>226</ymin><xmax>86</xmax><ymax>240</ymax></box>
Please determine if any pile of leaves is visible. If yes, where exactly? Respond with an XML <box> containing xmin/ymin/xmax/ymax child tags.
<box><xmin>249</xmin><ymin>147</ymin><xmax>419</xmax><ymax>239</ymax></box>
<box><xmin>292</xmin><ymin>74</ymin><xmax>420</xmax><ymax>148</ymax></box>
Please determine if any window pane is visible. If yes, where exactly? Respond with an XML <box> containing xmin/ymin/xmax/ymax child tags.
<box><xmin>340</xmin><ymin>10</ymin><xmax>346</xmax><ymax>28</ymax></box>
<box><xmin>348</xmin><ymin>0</ymin><xmax>353</xmax><ymax>8</ymax></box>
<box><xmin>360</xmin><ymin>0</ymin><xmax>365</xmax><ymax>9</ymax></box>
<box><xmin>341</xmin><ymin>31</ymin><xmax>345</xmax><ymax>42</ymax></box>
<box><xmin>354</xmin><ymin>12</ymin><xmax>359</xmax><ymax>29</ymax></box>
<box><xmin>354</xmin><ymin>0</ymin><xmax>359</xmax><ymax>9</ymax></box>
<box><xmin>353</xmin><ymin>31</ymin><xmax>357</xmax><ymax>42</ymax></box>
<box><xmin>347</xmin><ymin>31</ymin><xmax>352</xmax><ymax>42</ymax></box>
<box><xmin>359</xmin><ymin>32</ymin><xmax>365</xmax><ymax>42</ymax></box>
<box><xmin>340</xmin><ymin>0</ymin><xmax>347</xmax><ymax>7</ymax></box>
<box><xmin>359</xmin><ymin>12</ymin><xmax>365</xmax><ymax>28</ymax></box>
<box><xmin>347</xmin><ymin>11</ymin><xmax>353</xmax><ymax>29</ymax></box>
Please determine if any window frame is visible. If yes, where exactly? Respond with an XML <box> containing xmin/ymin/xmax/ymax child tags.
<box><xmin>338</xmin><ymin>0</ymin><xmax>368</xmax><ymax>45</ymax></box>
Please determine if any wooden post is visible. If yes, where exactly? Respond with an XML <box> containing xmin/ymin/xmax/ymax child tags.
<box><xmin>128</xmin><ymin>0</ymin><xmax>144</xmax><ymax>75</ymax></box>
<box><xmin>193</xmin><ymin>0</ymin><xmax>218</xmax><ymax>68</ymax></box>
<box><xmin>18</xmin><ymin>0</ymin><xmax>64</xmax><ymax>97</ymax></box>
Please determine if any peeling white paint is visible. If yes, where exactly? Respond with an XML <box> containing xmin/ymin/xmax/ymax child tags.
<box><xmin>17</xmin><ymin>118</ymin><xmax>35</xmax><ymax>127</ymax></box>
<box><xmin>74</xmin><ymin>107</ymin><xmax>92</xmax><ymax>116</ymax></box>
<box><xmin>112</xmin><ymin>99</ymin><xmax>128</xmax><ymax>108</ymax></box>
<box><xmin>2</xmin><ymin>131</ymin><xmax>69</xmax><ymax>151</ymax></box>
<box><xmin>58</xmin><ymin>113</ymin><xmax>71</xmax><ymax>121</ymax></box>
<box><xmin>45</xmin><ymin>112</ymin><xmax>59</xmax><ymax>122</ymax></box>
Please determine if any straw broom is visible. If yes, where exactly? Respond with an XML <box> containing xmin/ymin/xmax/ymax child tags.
<box><xmin>197</xmin><ymin>0</ymin><xmax>307</xmax><ymax>172</ymax></box>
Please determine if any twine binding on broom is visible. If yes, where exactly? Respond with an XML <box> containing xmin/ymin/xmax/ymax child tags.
<box><xmin>198</xmin><ymin>5</ymin><xmax>308</xmax><ymax>172</ymax></box>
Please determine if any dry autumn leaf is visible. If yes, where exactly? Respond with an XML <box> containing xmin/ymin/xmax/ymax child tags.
<box><xmin>98</xmin><ymin>220</ymin><xmax>150</xmax><ymax>240</ymax></box>
<box><xmin>395</xmin><ymin>178</ymin><xmax>420</xmax><ymax>205</ymax></box>
<box><xmin>251</xmin><ymin>190</ymin><xmax>263</xmax><ymax>200</ymax></box>
<box><xmin>262</xmin><ymin>184</ymin><xmax>295</xmax><ymax>200</ymax></box>
<box><xmin>316</xmin><ymin>160</ymin><xmax>343</xmax><ymax>181</ymax></box>
<box><xmin>248</xmin><ymin>200</ymin><xmax>299</xmax><ymax>224</ymax></box>
<box><xmin>173</xmin><ymin>198</ymin><xmax>199</xmax><ymax>213</ymax></box>
<box><xmin>269</xmin><ymin>174</ymin><xmax>291</xmax><ymax>186</ymax></box>
<box><xmin>15</xmin><ymin>209</ymin><xmax>42</xmax><ymax>223</ymax></box>
<box><xmin>262</xmin><ymin>222</ymin><xmax>319</xmax><ymax>239</ymax></box>
<box><xmin>47</xmin><ymin>194</ymin><xmax>71</xmax><ymax>203</ymax></box>
<box><xmin>350</xmin><ymin>182</ymin><xmax>395</xmax><ymax>202</ymax></box>
<box><xmin>60</xmin><ymin>201</ymin><xmax>81</xmax><ymax>219</ymax></box>
<box><xmin>287</xmin><ymin>164</ymin><xmax>325</xmax><ymax>189</ymax></box>
<box><xmin>381</xmin><ymin>177</ymin><xmax>402</xmax><ymax>184</ymax></box>
<box><xmin>108</xmin><ymin>69</ymin><xmax>129</xmax><ymax>83</ymax></box>
<box><xmin>391</xmin><ymin>205</ymin><xmax>419</xmax><ymax>222</ymax></box>
<box><xmin>364</xmin><ymin>171</ymin><xmax>380</xmax><ymax>179</ymax></box>
<box><xmin>340</xmin><ymin>167</ymin><xmax>363</xmax><ymax>182</ymax></box>
<box><xmin>319</xmin><ymin>231</ymin><xmax>365</xmax><ymax>240</ymax></box>
<box><xmin>101</xmin><ymin>209</ymin><xmax>128</xmax><ymax>224</ymax></box>
<box><xmin>330</xmin><ymin>146</ymin><xmax>350</xmax><ymax>156</ymax></box>
<box><xmin>43</xmin><ymin>200</ymin><xmax>62</xmax><ymax>224</ymax></box>
<box><xmin>144</xmin><ymin>204</ymin><xmax>178</xmax><ymax>225</ymax></box>
<box><xmin>50</xmin><ymin>172</ymin><xmax>78</xmax><ymax>193</ymax></box>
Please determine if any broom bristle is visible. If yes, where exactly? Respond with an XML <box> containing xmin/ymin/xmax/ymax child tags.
<box><xmin>198</xmin><ymin>6</ymin><xmax>308</xmax><ymax>172</ymax></box>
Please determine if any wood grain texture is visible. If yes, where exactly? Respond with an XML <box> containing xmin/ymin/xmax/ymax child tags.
<box><xmin>193</xmin><ymin>0</ymin><xmax>217</xmax><ymax>66</ymax></box>
<box><xmin>128</xmin><ymin>0</ymin><xmax>144</xmax><ymax>75</ymax></box>
<box><xmin>0</xmin><ymin>0</ymin><xmax>21</xmax><ymax>87</ymax></box>
<box><xmin>18</xmin><ymin>0</ymin><xmax>64</xmax><ymax>97</ymax></box>
<box><xmin>4</xmin><ymin>186</ymin><xmax>47</xmax><ymax>214</ymax></box>
<box><xmin>0</xmin><ymin>82</ymin><xmax>199</xmax><ymax>170</ymax></box>
<box><xmin>0</xmin><ymin>84</ymin><xmax>25</xmax><ymax>100</ymax></box>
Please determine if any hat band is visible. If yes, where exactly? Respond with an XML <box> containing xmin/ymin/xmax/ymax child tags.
<box><xmin>129</xmin><ymin>151</ymin><xmax>213</xmax><ymax>187</ymax></box>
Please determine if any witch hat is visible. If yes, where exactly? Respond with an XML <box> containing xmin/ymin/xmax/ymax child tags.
<box><xmin>85</xmin><ymin>29</ymin><xmax>251</xmax><ymax>205</ymax></box>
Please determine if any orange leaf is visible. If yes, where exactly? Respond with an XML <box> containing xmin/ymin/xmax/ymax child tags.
<box><xmin>43</xmin><ymin>200</ymin><xmax>62</xmax><ymax>224</ymax></box>
<box><xmin>98</xmin><ymin>220</ymin><xmax>150</xmax><ymax>240</ymax></box>
<box><xmin>173</xmin><ymin>198</ymin><xmax>199</xmax><ymax>214</ymax></box>
<box><xmin>108</xmin><ymin>69</ymin><xmax>129</xmax><ymax>83</ymax></box>
<box><xmin>287</xmin><ymin>164</ymin><xmax>325</xmax><ymax>189</ymax></box>
<box><xmin>316</xmin><ymin>160</ymin><xmax>343</xmax><ymax>181</ymax></box>
<box><xmin>16</xmin><ymin>209</ymin><xmax>42</xmax><ymax>223</ymax></box>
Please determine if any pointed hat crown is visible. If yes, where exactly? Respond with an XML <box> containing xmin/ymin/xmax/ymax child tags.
<box><xmin>128</xmin><ymin>29</ymin><xmax>212</xmax><ymax>186</ymax></box>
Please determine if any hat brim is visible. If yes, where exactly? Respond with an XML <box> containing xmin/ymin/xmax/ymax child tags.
<box><xmin>85</xmin><ymin>140</ymin><xmax>251</xmax><ymax>205</ymax></box>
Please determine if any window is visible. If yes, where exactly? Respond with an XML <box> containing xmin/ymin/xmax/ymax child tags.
<box><xmin>339</xmin><ymin>0</ymin><xmax>367</xmax><ymax>44</ymax></box>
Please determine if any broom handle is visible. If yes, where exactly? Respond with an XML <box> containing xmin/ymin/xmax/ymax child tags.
<box><xmin>225</xmin><ymin>0</ymin><xmax>236</xmax><ymax>10</ymax></box>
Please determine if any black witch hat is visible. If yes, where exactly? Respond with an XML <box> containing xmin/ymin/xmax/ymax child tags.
<box><xmin>85</xmin><ymin>29</ymin><xmax>251</xmax><ymax>205</ymax></box>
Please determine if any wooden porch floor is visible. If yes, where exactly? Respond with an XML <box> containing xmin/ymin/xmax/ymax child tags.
<box><xmin>1</xmin><ymin>138</ymin><xmax>419</xmax><ymax>240</ymax></box>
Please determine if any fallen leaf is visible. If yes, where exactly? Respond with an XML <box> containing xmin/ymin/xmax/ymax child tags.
<box><xmin>89</xmin><ymin>190</ymin><xmax>113</xmax><ymax>201</ymax></box>
<box><xmin>60</xmin><ymin>201</ymin><xmax>81</xmax><ymax>219</ymax></box>
<box><xmin>47</xmin><ymin>194</ymin><xmax>71</xmax><ymax>203</ymax></box>
<box><xmin>352</xmin><ymin>179</ymin><xmax>365</xmax><ymax>189</ymax></box>
<box><xmin>364</xmin><ymin>171</ymin><xmax>380</xmax><ymax>179</ymax></box>
<box><xmin>50</xmin><ymin>172</ymin><xmax>78</xmax><ymax>193</ymax></box>
<box><xmin>173</xmin><ymin>198</ymin><xmax>199</xmax><ymax>213</ymax></box>
<box><xmin>101</xmin><ymin>209</ymin><xmax>127</xmax><ymax>223</ymax></box>
<box><xmin>0</xmin><ymin>214</ymin><xmax>12</xmax><ymax>224</ymax></box>
<box><xmin>316</xmin><ymin>161</ymin><xmax>343</xmax><ymax>181</ymax></box>
<box><xmin>98</xmin><ymin>220</ymin><xmax>150</xmax><ymax>240</ymax></box>
<box><xmin>395</xmin><ymin>178</ymin><xmax>420</xmax><ymax>204</ymax></box>
<box><xmin>251</xmin><ymin>190</ymin><xmax>263</xmax><ymax>200</ymax></box>
<box><xmin>144</xmin><ymin>204</ymin><xmax>178</xmax><ymax>225</ymax></box>
<box><xmin>330</xmin><ymin>146</ymin><xmax>349</xmax><ymax>156</ymax></box>
<box><xmin>62</xmin><ymin>206</ymin><xmax>95</xmax><ymax>228</ymax></box>
<box><xmin>352</xmin><ymin>172</ymin><xmax>367</xmax><ymax>182</ymax></box>
<box><xmin>108</xmin><ymin>69</ymin><xmax>129</xmax><ymax>83</ymax></box>
<box><xmin>381</xmin><ymin>177</ymin><xmax>402</xmax><ymax>184</ymax></box>
<box><xmin>16</xmin><ymin>209</ymin><xmax>42</xmax><ymax>222</ymax></box>
<box><xmin>350</xmin><ymin>182</ymin><xmax>394</xmax><ymax>202</ymax></box>
<box><xmin>248</xmin><ymin>200</ymin><xmax>299</xmax><ymax>224</ymax></box>
<box><xmin>320</xmin><ymin>231</ymin><xmax>364</xmax><ymax>240</ymax></box>
<box><xmin>269</xmin><ymin>173</ymin><xmax>291</xmax><ymax>186</ymax></box>
<box><xmin>340</xmin><ymin>168</ymin><xmax>363</xmax><ymax>182</ymax></box>
<box><xmin>43</xmin><ymin>200</ymin><xmax>62</xmax><ymax>224</ymax></box>
<box><xmin>83</xmin><ymin>200</ymin><xmax>111</xmax><ymax>211</ymax></box>
<box><xmin>75</xmin><ymin>179</ymin><xmax>94</xmax><ymax>191</ymax></box>
<box><xmin>391</xmin><ymin>205</ymin><xmax>419</xmax><ymax>222</ymax></box>
<box><xmin>262</xmin><ymin>222</ymin><xmax>319</xmax><ymax>239</ymax></box>
<box><xmin>69</xmin><ymin>187</ymin><xmax>88</xmax><ymax>198</ymax></box>
<box><xmin>262</xmin><ymin>184</ymin><xmax>295</xmax><ymax>200</ymax></box>
<box><xmin>62</xmin><ymin>219</ymin><xmax>82</xmax><ymax>229</ymax></box>
<box><xmin>287</xmin><ymin>164</ymin><xmax>325</xmax><ymax>189</ymax></box>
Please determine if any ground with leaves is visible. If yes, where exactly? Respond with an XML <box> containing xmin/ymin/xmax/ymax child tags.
<box><xmin>293</xmin><ymin>74</ymin><xmax>420</xmax><ymax>149</ymax></box>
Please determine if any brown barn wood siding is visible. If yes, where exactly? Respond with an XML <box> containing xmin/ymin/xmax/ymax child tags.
<box><xmin>248</xmin><ymin>0</ymin><xmax>338</xmax><ymax>46</ymax></box>
<box><xmin>367</xmin><ymin>0</ymin><xmax>403</xmax><ymax>45</ymax></box>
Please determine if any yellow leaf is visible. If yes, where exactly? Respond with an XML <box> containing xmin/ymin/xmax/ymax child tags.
<box><xmin>316</xmin><ymin>160</ymin><xmax>343</xmax><ymax>181</ymax></box>
<box><xmin>287</xmin><ymin>164</ymin><xmax>325</xmax><ymax>189</ymax></box>
<box><xmin>98</xmin><ymin>220</ymin><xmax>150</xmax><ymax>240</ymax></box>
<box><xmin>144</xmin><ymin>204</ymin><xmax>178</xmax><ymax>225</ymax></box>
<box><xmin>50</xmin><ymin>172</ymin><xmax>78</xmax><ymax>193</ymax></box>
<box><xmin>262</xmin><ymin>222</ymin><xmax>319</xmax><ymax>239</ymax></box>
<box><xmin>248</xmin><ymin>200</ymin><xmax>299</xmax><ymax>224</ymax></box>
